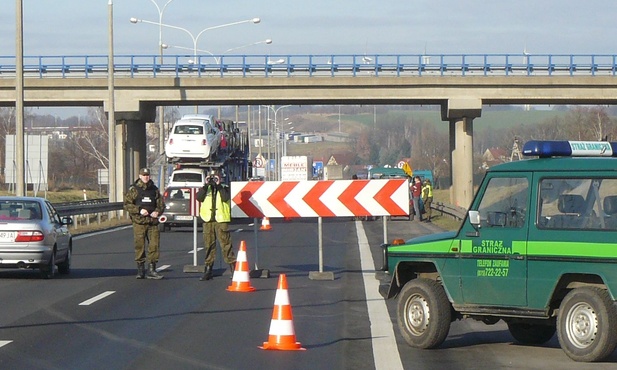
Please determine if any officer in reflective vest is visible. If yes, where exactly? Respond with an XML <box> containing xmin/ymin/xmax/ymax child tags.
<box><xmin>123</xmin><ymin>167</ymin><xmax>164</xmax><ymax>279</ymax></box>
<box><xmin>196</xmin><ymin>169</ymin><xmax>236</xmax><ymax>281</ymax></box>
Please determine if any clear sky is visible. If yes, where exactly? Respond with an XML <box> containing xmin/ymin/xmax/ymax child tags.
<box><xmin>0</xmin><ymin>0</ymin><xmax>615</xmax><ymax>118</ymax></box>
<box><xmin>1</xmin><ymin>0</ymin><xmax>616</xmax><ymax>57</ymax></box>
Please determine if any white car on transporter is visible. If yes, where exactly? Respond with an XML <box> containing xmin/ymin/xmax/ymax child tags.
<box><xmin>164</xmin><ymin>114</ymin><xmax>222</xmax><ymax>163</ymax></box>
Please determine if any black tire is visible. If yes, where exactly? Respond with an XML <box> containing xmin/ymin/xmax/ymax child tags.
<box><xmin>396</xmin><ymin>278</ymin><xmax>451</xmax><ymax>349</ymax></box>
<box><xmin>507</xmin><ymin>321</ymin><xmax>555</xmax><ymax>345</ymax></box>
<box><xmin>57</xmin><ymin>246</ymin><xmax>71</xmax><ymax>275</ymax></box>
<box><xmin>40</xmin><ymin>250</ymin><xmax>56</xmax><ymax>279</ymax></box>
<box><xmin>557</xmin><ymin>287</ymin><xmax>617</xmax><ymax>362</ymax></box>
<box><xmin>158</xmin><ymin>223</ymin><xmax>166</xmax><ymax>232</ymax></box>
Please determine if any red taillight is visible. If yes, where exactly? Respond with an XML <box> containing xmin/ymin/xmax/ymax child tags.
<box><xmin>201</xmin><ymin>139</ymin><xmax>207</xmax><ymax>145</ymax></box>
<box><xmin>168</xmin><ymin>138</ymin><xmax>174</xmax><ymax>145</ymax></box>
<box><xmin>15</xmin><ymin>231</ymin><xmax>45</xmax><ymax>242</ymax></box>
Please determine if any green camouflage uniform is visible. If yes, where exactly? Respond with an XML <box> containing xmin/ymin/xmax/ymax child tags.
<box><xmin>197</xmin><ymin>182</ymin><xmax>236</xmax><ymax>267</ymax></box>
<box><xmin>124</xmin><ymin>178</ymin><xmax>164</xmax><ymax>264</ymax></box>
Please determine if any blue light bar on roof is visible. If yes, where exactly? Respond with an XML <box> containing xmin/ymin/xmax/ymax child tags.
<box><xmin>522</xmin><ymin>140</ymin><xmax>617</xmax><ymax>158</ymax></box>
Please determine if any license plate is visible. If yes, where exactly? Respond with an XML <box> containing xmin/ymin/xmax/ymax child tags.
<box><xmin>0</xmin><ymin>232</ymin><xmax>16</xmax><ymax>242</ymax></box>
<box><xmin>174</xmin><ymin>215</ymin><xmax>193</xmax><ymax>221</ymax></box>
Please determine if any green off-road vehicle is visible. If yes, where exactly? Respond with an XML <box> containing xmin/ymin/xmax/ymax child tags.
<box><xmin>381</xmin><ymin>140</ymin><xmax>617</xmax><ymax>362</ymax></box>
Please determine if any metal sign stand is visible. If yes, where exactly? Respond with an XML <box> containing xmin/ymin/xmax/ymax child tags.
<box><xmin>184</xmin><ymin>189</ymin><xmax>205</xmax><ymax>273</ymax></box>
<box><xmin>309</xmin><ymin>216</ymin><xmax>334</xmax><ymax>280</ymax></box>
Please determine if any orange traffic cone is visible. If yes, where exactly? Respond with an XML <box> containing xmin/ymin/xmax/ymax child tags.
<box><xmin>227</xmin><ymin>241</ymin><xmax>256</xmax><ymax>292</ymax></box>
<box><xmin>259</xmin><ymin>274</ymin><xmax>305</xmax><ymax>351</ymax></box>
<box><xmin>260</xmin><ymin>217</ymin><xmax>272</xmax><ymax>231</ymax></box>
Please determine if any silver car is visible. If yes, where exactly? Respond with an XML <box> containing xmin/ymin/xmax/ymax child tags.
<box><xmin>0</xmin><ymin>196</ymin><xmax>73</xmax><ymax>278</ymax></box>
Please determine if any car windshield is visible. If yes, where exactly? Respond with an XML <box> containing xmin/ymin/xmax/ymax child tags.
<box><xmin>174</xmin><ymin>125</ymin><xmax>204</xmax><ymax>135</ymax></box>
<box><xmin>164</xmin><ymin>188</ymin><xmax>191</xmax><ymax>200</ymax></box>
<box><xmin>0</xmin><ymin>201</ymin><xmax>42</xmax><ymax>220</ymax></box>
<box><xmin>172</xmin><ymin>173</ymin><xmax>203</xmax><ymax>182</ymax></box>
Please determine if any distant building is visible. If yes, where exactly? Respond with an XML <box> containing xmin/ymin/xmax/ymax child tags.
<box><xmin>482</xmin><ymin>147</ymin><xmax>508</xmax><ymax>169</ymax></box>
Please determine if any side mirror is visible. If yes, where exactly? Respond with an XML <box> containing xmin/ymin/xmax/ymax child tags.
<box><xmin>468</xmin><ymin>210</ymin><xmax>480</xmax><ymax>226</ymax></box>
<box><xmin>61</xmin><ymin>216</ymin><xmax>73</xmax><ymax>226</ymax></box>
<box><xmin>466</xmin><ymin>210</ymin><xmax>481</xmax><ymax>237</ymax></box>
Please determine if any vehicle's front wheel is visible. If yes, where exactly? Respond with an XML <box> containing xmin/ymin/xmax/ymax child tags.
<box><xmin>507</xmin><ymin>321</ymin><xmax>555</xmax><ymax>345</ymax></box>
<box><xmin>40</xmin><ymin>249</ymin><xmax>56</xmax><ymax>279</ymax></box>
<box><xmin>557</xmin><ymin>287</ymin><xmax>617</xmax><ymax>362</ymax></box>
<box><xmin>396</xmin><ymin>278</ymin><xmax>451</xmax><ymax>349</ymax></box>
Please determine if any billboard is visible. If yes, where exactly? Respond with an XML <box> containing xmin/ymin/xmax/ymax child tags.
<box><xmin>5</xmin><ymin>135</ymin><xmax>49</xmax><ymax>189</ymax></box>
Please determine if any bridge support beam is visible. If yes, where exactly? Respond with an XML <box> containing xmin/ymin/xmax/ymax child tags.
<box><xmin>441</xmin><ymin>98</ymin><xmax>482</xmax><ymax>209</ymax></box>
<box><xmin>109</xmin><ymin>106</ymin><xmax>156</xmax><ymax>200</ymax></box>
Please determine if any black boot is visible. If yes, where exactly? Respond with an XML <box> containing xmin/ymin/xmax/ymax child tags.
<box><xmin>146</xmin><ymin>262</ymin><xmax>163</xmax><ymax>280</ymax></box>
<box><xmin>136</xmin><ymin>262</ymin><xmax>145</xmax><ymax>279</ymax></box>
<box><xmin>200</xmin><ymin>265</ymin><xmax>213</xmax><ymax>281</ymax></box>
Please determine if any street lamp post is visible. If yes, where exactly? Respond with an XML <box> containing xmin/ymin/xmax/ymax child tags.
<box><xmin>261</xmin><ymin>105</ymin><xmax>291</xmax><ymax>180</ymax></box>
<box><xmin>140</xmin><ymin>0</ymin><xmax>176</xmax><ymax>156</ymax></box>
<box><xmin>130</xmin><ymin>17</ymin><xmax>261</xmax><ymax>62</ymax></box>
<box><xmin>130</xmin><ymin>16</ymin><xmax>261</xmax><ymax>114</ymax></box>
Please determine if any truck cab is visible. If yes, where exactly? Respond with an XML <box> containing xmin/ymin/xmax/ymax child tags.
<box><xmin>381</xmin><ymin>140</ymin><xmax>617</xmax><ymax>362</ymax></box>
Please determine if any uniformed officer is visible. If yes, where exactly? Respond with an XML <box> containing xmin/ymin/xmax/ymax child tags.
<box><xmin>123</xmin><ymin>167</ymin><xmax>165</xmax><ymax>279</ymax></box>
<box><xmin>196</xmin><ymin>168</ymin><xmax>236</xmax><ymax>281</ymax></box>
<box><xmin>422</xmin><ymin>178</ymin><xmax>434</xmax><ymax>222</ymax></box>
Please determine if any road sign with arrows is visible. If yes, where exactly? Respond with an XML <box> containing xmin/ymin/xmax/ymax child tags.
<box><xmin>230</xmin><ymin>179</ymin><xmax>409</xmax><ymax>218</ymax></box>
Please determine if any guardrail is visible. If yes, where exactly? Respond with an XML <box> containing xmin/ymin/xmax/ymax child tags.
<box><xmin>54</xmin><ymin>199</ymin><xmax>124</xmax><ymax>216</ymax></box>
<box><xmin>54</xmin><ymin>198</ymin><xmax>467</xmax><ymax>224</ymax></box>
<box><xmin>0</xmin><ymin>53</ymin><xmax>616</xmax><ymax>78</ymax></box>
<box><xmin>432</xmin><ymin>202</ymin><xmax>467</xmax><ymax>221</ymax></box>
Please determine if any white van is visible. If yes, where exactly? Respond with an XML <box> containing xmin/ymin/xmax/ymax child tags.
<box><xmin>167</xmin><ymin>168</ymin><xmax>206</xmax><ymax>187</ymax></box>
<box><xmin>165</xmin><ymin>114</ymin><xmax>222</xmax><ymax>162</ymax></box>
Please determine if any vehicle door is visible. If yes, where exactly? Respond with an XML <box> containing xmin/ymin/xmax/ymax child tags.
<box><xmin>457</xmin><ymin>173</ymin><xmax>531</xmax><ymax>306</ymax></box>
<box><xmin>45</xmin><ymin>201</ymin><xmax>70</xmax><ymax>254</ymax></box>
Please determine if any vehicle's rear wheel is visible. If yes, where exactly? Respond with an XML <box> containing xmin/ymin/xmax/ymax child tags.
<box><xmin>507</xmin><ymin>321</ymin><xmax>555</xmax><ymax>344</ymax></box>
<box><xmin>396</xmin><ymin>278</ymin><xmax>451</xmax><ymax>349</ymax></box>
<box><xmin>57</xmin><ymin>247</ymin><xmax>71</xmax><ymax>274</ymax></box>
<box><xmin>557</xmin><ymin>287</ymin><xmax>617</xmax><ymax>362</ymax></box>
<box><xmin>40</xmin><ymin>249</ymin><xmax>56</xmax><ymax>279</ymax></box>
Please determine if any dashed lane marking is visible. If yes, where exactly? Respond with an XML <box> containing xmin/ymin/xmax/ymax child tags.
<box><xmin>0</xmin><ymin>341</ymin><xmax>12</xmax><ymax>348</ymax></box>
<box><xmin>79</xmin><ymin>291</ymin><xmax>116</xmax><ymax>306</ymax></box>
<box><xmin>188</xmin><ymin>248</ymin><xmax>205</xmax><ymax>254</ymax></box>
<box><xmin>157</xmin><ymin>265</ymin><xmax>171</xmax><ymax>271</ymax></box>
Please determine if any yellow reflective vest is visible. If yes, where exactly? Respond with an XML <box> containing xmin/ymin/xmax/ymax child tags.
<box><xmin>199</xmin><ymin>185</ymin><xmax>231</xmax><ymax>223</ymax></box>
<box><xmin>422</xmin><ymin>183</ymin><xmax>433</xmax><ymax>199</ymax></box>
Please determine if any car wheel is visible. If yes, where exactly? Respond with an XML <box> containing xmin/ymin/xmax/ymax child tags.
<box><xmin>57</xmin><ymin>246</ymin><xmax>71</xmax><ymax>275</ymax></box>
<box><xmin>557</xmin><ymin>287</ymin><xmax>617</xmax><ymax>362</ymax></box>
<box><xmin>397</xmin><ymin>278</ymin><xmax>451</xmax><ymax>349</ymax></box>
<box><xmin>158</xmin><ymin>223</ymin><xmax>166</xmax><ymax>232</ymax></box>
<box><xmin>40</xmin><ymin>249</ymin><xmax>56</xmax><ymax>279</ymax></box>
<box><xmin>507</xmin><ymin>321</ymin><xmax>555</xmax><ymax>345</ymax></box>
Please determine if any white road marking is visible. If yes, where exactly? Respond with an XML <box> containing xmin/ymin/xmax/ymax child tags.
<box><xmin>74</xmin><ymin>225</ymin><xmax>133</xmax><ymax>240</ymax></box>
<box><xmin>157</xmin><ymin>264</ymin><xmax>170</xmax><ymax>271</ymax></box>
<box><xmin>79</xmin><ymin>291</ymin><xmax>116</xmax><ymax>306</ymax></box>
<box><xmin>0</xmin><ymin>341</ymin><xmax>12</xmax><ymax>348</ymax></box>
<box><xmin>356</xmin><ymin>221</ymin><xmax>404</xmax><ymax>370</ymax></box>
<box><xmin>188</xmin><ymin>248</ymin><xmax>204</xmax><ymax>254</ymax></box>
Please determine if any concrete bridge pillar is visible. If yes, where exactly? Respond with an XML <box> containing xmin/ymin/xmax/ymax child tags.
<box><xmin>441</xmin><ymin>98</ymin><xmax>482</xmax><ymax>209</ymax></box>
<box><xmin>105</xmin><ymin>103</ymin><xmax>156</xmax><ymax>201</ymax></box>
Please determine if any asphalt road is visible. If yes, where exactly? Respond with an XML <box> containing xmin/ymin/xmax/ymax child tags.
<box><xmin>0</xmin><ymin>217</ymin><xmax>616</xmax><ymax>370</ymax></box>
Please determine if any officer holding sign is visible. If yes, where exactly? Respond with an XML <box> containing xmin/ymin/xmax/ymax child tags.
<box><xmin>196</xmin><ymin>169</ymin><xmax>237</xmax><ymax>281</ymax></box>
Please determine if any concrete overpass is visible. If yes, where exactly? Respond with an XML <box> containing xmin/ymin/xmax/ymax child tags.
<box><xmin>1</xmin><ymin>54</ymin><xmax>617</xmax><ymax>207</ymax></box>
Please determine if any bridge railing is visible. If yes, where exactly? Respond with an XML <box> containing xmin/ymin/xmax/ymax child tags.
<box><xmin>0</xmin><ymin>53</ymin><xmax>616</xmax><ymax>78</ymax></box>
